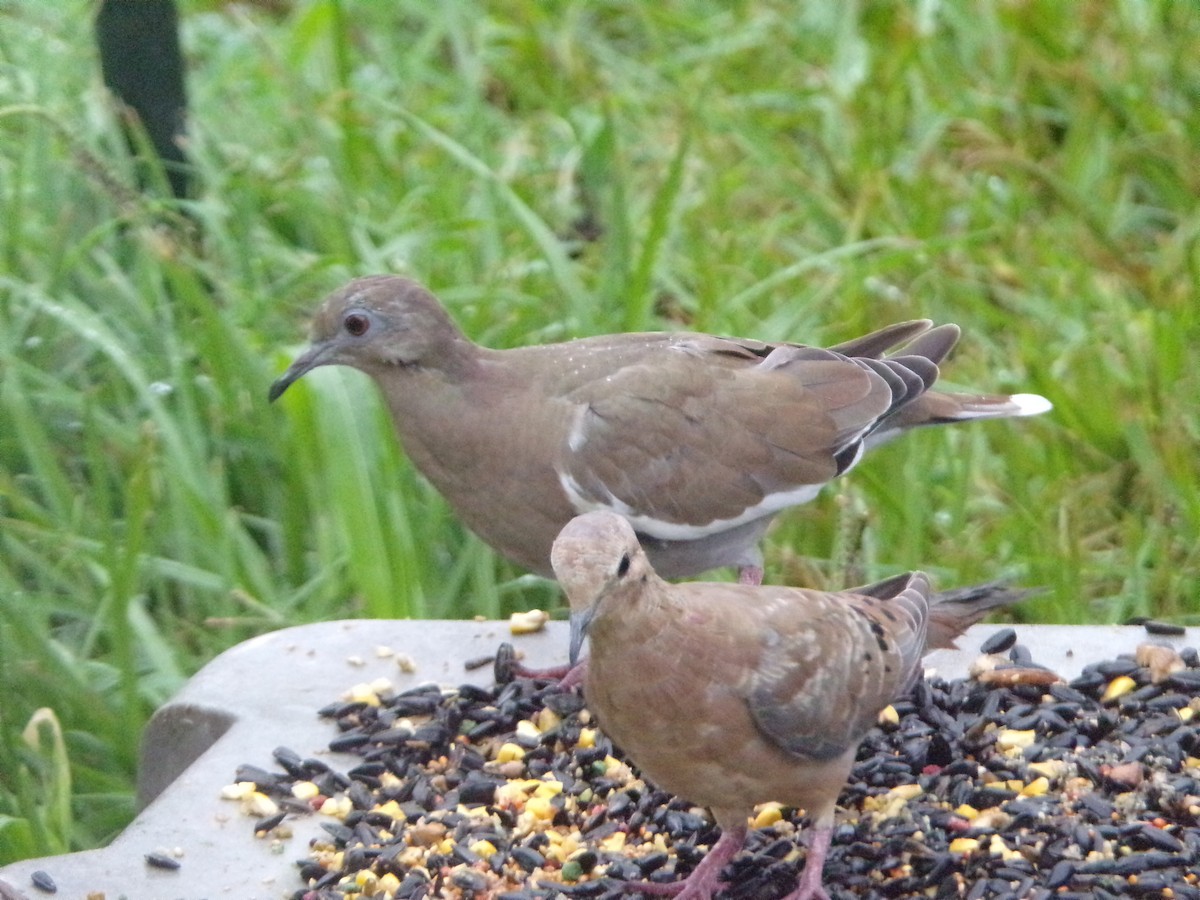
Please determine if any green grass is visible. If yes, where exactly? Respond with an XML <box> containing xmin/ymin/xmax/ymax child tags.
<box><xmin>1</xmin><ymin>0</ymin><xmax>1197</xmax><ymax>862</ymax></box>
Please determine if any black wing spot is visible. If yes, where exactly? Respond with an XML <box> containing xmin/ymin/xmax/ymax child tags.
<box><xmin>712</xmin><ymin>344</ymin><xmax>772</xmax><ymax>360</ymax></box>
<box><xmin>870</xmin><ymin>620</ymin><xmax>890</xmax><ymax>653</ymax></box>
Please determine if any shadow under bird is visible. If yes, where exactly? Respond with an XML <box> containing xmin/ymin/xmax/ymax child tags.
<box><xmin>553</xmin><ymin>509</ymin><xmax>1026</xmax><ymax>900</ymax></box>
<box><xmin>269</xmin><ymin>276</ymin><xmax>1050</xmax><ymax>583</ymax></box>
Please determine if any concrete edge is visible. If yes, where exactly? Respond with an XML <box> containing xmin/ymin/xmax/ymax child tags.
<box><xmin>1</xmin><ymin>620</ymin><xmax>1196</xmax><ymax>899</ymax></box>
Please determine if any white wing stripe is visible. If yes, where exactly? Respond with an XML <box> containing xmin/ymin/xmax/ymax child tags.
<box><xmin>558</xmin><ymin>471</ymin><xmax>823</xmax><ymax>541</ymax></box>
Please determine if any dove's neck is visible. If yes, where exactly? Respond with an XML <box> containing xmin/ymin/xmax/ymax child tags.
<box><xmin>592</xmin><ymin>576</ymin><xmax>678</xmax><ymax>648</ymax></box>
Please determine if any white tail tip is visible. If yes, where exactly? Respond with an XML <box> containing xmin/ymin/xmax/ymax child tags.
<box><xmin>1010</xmin><ymin>393</ymin><xmax>1053</xmax><ymax>416</ymax></box>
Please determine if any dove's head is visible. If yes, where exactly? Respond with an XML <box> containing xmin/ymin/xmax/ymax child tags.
<box><xmin>551</xmin><ymin>511</ymin><xmax>654</xmax><ymax>665</ymax></box>
<box><xmin>269</xmin><ymin>276</ymin><xmax>469</xmax><ymax>401</ymax></box>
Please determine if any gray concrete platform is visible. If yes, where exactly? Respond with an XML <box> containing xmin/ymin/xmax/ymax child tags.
<box><xmin>1</xmin><ymin>621</ymin><xmax>1196</xmax><ymax>900</ymax></box>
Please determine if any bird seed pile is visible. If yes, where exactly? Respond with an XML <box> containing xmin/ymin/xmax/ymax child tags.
<box><xmin>228</xmin><ymin>635</ymin><xmax>1200</xmax><ymax>900</ymax></box>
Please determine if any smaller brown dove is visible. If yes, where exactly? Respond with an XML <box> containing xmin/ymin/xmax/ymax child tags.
<box><xmin>552</xmin><ymin>510</ymin><xmax>1022</xmax><ymax>900</ymax></box>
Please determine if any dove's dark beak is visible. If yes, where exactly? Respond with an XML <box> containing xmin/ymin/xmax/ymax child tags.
<box><xmin>568</xmin><ymin>606</ymin><xmax>596</xmax><ymax>667</ymax></box>
<box><xmin>268</xmin><ymin>340</ymin><xmax>335</xmax><ymax>402</ymax></box>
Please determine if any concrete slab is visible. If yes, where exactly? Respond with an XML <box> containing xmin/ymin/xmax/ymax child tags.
<box><xmin>1</xmin><ymin>620</ymin><xmax>1196</xmax><ymax>900</ymax></box>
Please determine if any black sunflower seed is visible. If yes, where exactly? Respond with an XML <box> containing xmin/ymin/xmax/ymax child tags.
<box><xmin>30</xmin><ymin>870</ymin><xmax>57</xmax><ymax>894</ymax></box>
<box><xmin>1143</xmin><ymin>620</ymin><xmax>1186</xmax><ymax>636</ymax></box>
<box><xmin>980</xmin><ymin>628</ymin><xmax>1017</xmax><ymax>654</ymax></box>
<box><xmin>144</xmin><ymin>851</ymin><xmax>180</xmax><ymax>870</ymax></box>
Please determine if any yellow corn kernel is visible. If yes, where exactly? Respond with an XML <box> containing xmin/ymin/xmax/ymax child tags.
<box><xmin>510</xmin><ymin>609</ymin><xmax>549</xmax><ymax>634</ymax></box>
<box><xmin>291</xmin><ymin>781</ymin><xmax>320</xmax><ymax>800</ymax></box>
<box><xmin>344</xmin><ymin>678</ymin><xmax>393</xmax><ymax>706</ymax></box>
<box><xmin>525</xmin><ymin>796</ymin><xmax>556</xmax><ymax>820</ymax></box>
<box><xmin>542</xmin><ymin>830</ymin><xmax>581</xmax><ymax>862</ymax></box>
<box><xmin>496</xmin><ymin>742</ymin><xmax>527</xmax><ymax>763</ymax></box>
<box><xmin>220</xmin><ymin>781</ymin><xmax>257</xmax><ymax>800</ymax></box>
<box><xmin>1101</xmin><ymin>675</ymin><xmax>1137</xmax><ymax>703</ymax></box>
<box><xmin>516</xmin><ymin>719</ymin><xmax>542</xmax><ymax>740</ymax></box>
<box><xmin>753</xmin><ymin>803</ymin><xmax>783</xmax><ymax>828</ymax></box>
<box><xmin>1020</xmin><ymin>776</ymin><xmax>1050</xmax><ymax>797</ymax></box>
<box><xmin>471</xmin><ymin>840</ymin><xmax>498</xmax><ymax>859</ymax></box>
<box><xmin>319</xmin><ymin>795</ymin><xmax>352</xmax><ymax>819</ymax></box>
<box><xmin>536</xmin><ymin>707</ymin><xmax>562</xmax><ymax>733</ymax></box>
<box><xmin>495</xmin><ymin>779</ymin><xmax>541</xmax><ymax>807</ymax></box>
<box><xmin>600</xmin><ymin>831</ymin><xmax>627</xmax><ymax>853</ymax></box>
<box><xmin>949</xmin><ymin>837</ymin><xmax>979</xmax><ymax>854</ymax></box>
<box><xmin>375</xmin><ymin>799</ymin><xmax>403</xmax><ymax>821</ymax></box>
<box><xmin>995</xmin><ymin>729</ymin><xmax>1036</xmax><ymax>753</ymax></box>
<box><xmin>355</xmin><ymin>869</ymin><xmax>379</xmax><ymax>890</ymax></box>
<box><xmin>534</xmin><ymin>778</ymin><xmax>564</xmax><ymax>799</ymax></box>
<box><xmin>246</xmin><ymin>792</ymin><xmax>279</xmax><ymax>818</ymax></box>
<box><xmin>970</xmin><ymin>809</ymin><xmax>1012</xmax><ymax>832</ymax></box>
<box><xmin>988</xmin><ymin>833</ymin><xmax>1023</xmax><ymax>861</ymax></box>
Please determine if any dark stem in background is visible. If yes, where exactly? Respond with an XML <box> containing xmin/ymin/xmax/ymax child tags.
<box><xmin>94</xmin><ymin>0</ymin><xmax>191</xmax><ymax>200</ymax></box>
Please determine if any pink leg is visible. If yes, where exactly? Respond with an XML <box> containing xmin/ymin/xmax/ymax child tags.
<box><xmin>779</xmin><ymin>825</ymin><xmax>832</xmax><ymax>900</ymax></box>
<box><xmin>737</xmin><ymin>564</ymin><xmax>764</xmax><ymax>585</ymax></box>
<box><xmin>507</xmin><ymin>659</ymin><xmax>577</xmax><ymax>681</ymax></box>
<box><xmin>557</xmin><ymin>658</ymin><xmax>587</xmax><ymax>690</ymax></box>
<box><xmin>492</xmin><ymin>642</ymin><xmax>583</xmax><ymax>686</ymax></box>
<box><xmin>621</xmin><ymin>824</ymin><xmax>746</xmax><ymax>899</ymax></box>
<box><xmin>508</xmin><ymin>658</ymin><xmax>588</xmax><ymax>690</ymax></box>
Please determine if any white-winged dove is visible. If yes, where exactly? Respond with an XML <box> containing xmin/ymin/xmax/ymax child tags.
<box><xmin>270</xmin><ymin>276</ymin><xmax>1050</xmax><ymax>583</ymax></box>
<box><xmin>552</xmin><ymin>510</ymin><xmax>1023</xmax><ymax>900</ymax></box>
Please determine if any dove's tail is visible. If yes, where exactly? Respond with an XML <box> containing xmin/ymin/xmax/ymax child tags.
<box><xmin>924</xmin><ymin>580</ymin><xmax>1037</xmax><ymax>651</ymax></box>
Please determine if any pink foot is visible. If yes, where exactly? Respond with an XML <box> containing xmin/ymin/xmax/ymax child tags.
<box><xmin>778</xmin><ymin>826</ymin><xmax>832</xmax><ymax>900</ymax></box>
<box><xmin>620</xmin><ymin>825</ymin><xmax>746</xmax><ymax>900</ymax></box>
<box><xmin>557</xmin><ymin>658</ymin><xmax>587</xmax><ymax>690</ymax></box>
<box><xmin>492</xmin><ymin>642</ymin><xmax>583</xmax><ymax>687</ymax></box>
<box><xmin>738</xmin><ymin>565</ymin><xmax>764</xmax><ymax>585</ymax></box>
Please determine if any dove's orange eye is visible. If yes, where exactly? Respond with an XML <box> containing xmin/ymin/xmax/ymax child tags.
<box><xmin>344</xmin><ymin>313</ymin><xmax>370</xmax><ymax>337</ymax></box>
